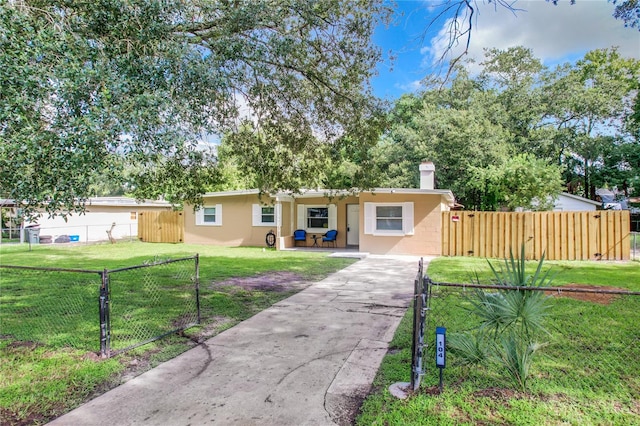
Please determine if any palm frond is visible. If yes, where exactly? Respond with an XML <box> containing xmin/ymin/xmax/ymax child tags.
<box><xmin>448</xmin><ymin>332</ymin><xmax>489</xmax><ymax>366</ymax></box>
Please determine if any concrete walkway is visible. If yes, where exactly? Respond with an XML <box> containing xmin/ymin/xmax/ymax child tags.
<box><xmin>49</xmin><ymin>255</ymin><xmax>429</xmax><ymax>426</ymax></box>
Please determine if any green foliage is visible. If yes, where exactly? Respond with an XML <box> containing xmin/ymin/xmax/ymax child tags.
<box><xmin>0</xmin><ymin>1</ymin><xmax>390</xmax><ymax>218</ymax></box>
<box><xmin>612</xmin><ymin>0</ymin><xmax>640</xmax><ymax>29</ymax></box>
<box><xmin>453</xmin><ymin>247</ymin><xmax>554</xmax><ymax>390</ymax></box>
<box><xmin>494</xmin><ymin>335</ymin><xmax>546</xmax><ymax>391</ymax></box>
<box><xmin>472</xmin><ymin>154</ymin><xmax>564</xmax><ymax>211</ymax></box>
<box><xmin>447</xmin><ymin>332</ymin><xmax>489</xmax><ymax>366</ymax></box>
<box><xmin>487</xmin><ymin>245</ymin><xmax>554</xmax><ymax>289</ymax></box>
<box><xmin>375</xmin><ymin>47</ymin><xmax>640</xmax><ymax>209</ymax></box>
<box><xmin>546</xmin><ymin>48</ymin><xmax>640</xmax><ymax>198</ymax></box>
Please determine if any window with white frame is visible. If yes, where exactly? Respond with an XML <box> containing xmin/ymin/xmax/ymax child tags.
<box><xmin>376</xmin><ymin>205</ymin><xmax>403</xmax><ymax>231</ymax></box>
<box><xmin>297</xmin><ymin>204</ymin><xmax>337</xmax><ymax>231</ymax></box>
<box><xmin>262</xmin><ymin>207</ymin><xmax>275</xmax><ymax>223</ymax></box>
<box><xmin>364</xmin><ymin>202</ymin><xmax>414</xmax><ymax>236</ymax></box>
<box><xmin>196</xmin><ymin>204</ymin><xmax>222</xmax><ymax>226</ymax></box>
<box><xmin>203</xmin><ymin>207</ymin><xmax>217</xmax><ymax>223</ymax></box>
<box><xmin>252</xmin><ymin>204</ymin><xmax>281</xmax><ymax>227</ymax></box>
<box><xmin>307</xmin><ymin>207</ymin><xmax>328</xmax><ymax>229</ymax></box>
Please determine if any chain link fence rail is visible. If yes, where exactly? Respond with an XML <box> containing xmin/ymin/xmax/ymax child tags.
<box><xmin>416</xmin><ymin>280</ymin><xmax>640</xmax><ymax>401</ymax></box>
<box><xmin>0</xmin><ymin>256</ymin><xmax>200</xmax><ymax>357</ymax></box>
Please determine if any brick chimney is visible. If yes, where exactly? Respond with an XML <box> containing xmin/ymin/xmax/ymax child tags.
<box><xmin>419</xmin><ymin>162</ymin><xmax>435</xmax><ymax>190</ymax></box>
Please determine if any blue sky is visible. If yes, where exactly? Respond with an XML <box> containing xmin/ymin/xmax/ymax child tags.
<box><xmin>372</xmin><ymin>0</ymin><xmax>640</xmax><ymax>100</ymax></box>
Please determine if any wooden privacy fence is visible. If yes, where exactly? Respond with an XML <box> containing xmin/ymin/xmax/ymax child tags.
<box><xmin>138</xmin><ymin>211</ymin><xmax>184</xmax><ymax>243</ymax></box>
<box><xmin>442</xmin><ymin>210</ymin><xmax>630</xmax><ymax>261</ymax></box>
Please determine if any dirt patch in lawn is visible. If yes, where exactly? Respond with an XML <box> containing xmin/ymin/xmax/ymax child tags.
<box><xmin>544</xmin><ymin>284</ymin><xmax>628</xmax><ymax>305</ymax></box>
<box><xmin>209</xmin><ymin>272</ymin><xmax>311</xmax><ymax>292</ymax></box>
<box><xmin>474</xmin><ymin>387</ymin><xmax>519</xmax><ymax>400</ymax></box>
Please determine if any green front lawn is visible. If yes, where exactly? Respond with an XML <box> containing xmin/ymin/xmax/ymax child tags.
<box><xmin>357</xmin><ymin>257</ymin><xmax>640</xmax><ymax>425</ymax></box>
<box><xmin>0</xmin><ymin>242</ymin><xmax>356</xmax><ymax>425</ymax></box>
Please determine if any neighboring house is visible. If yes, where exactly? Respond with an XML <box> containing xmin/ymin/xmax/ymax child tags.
<box><xmin>22</xmin><ymin>197</ymin><xmax>172</xmax><ymax>243</ymax></box>
<box><xmin>184</xmin><ymin>162</ymin><xmax>456</xmax><ymax>256</ymax></box>
<box><xmin>596</xmin><ymin>188</ymin><xmax>629</xmax><ymax>211</ymax></box>
<box><xmin>553</xmin><ymin>193</ymin><xmax>601</xmax><ymax>211</ymax></box>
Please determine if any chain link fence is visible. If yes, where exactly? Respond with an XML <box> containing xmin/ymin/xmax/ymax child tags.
<box><xmin>0</xmin><ymin>256</ymin><xmax>199</xmax><ymax>357</ymax></box>
<box><xmin>417</xmin><ymin>281</ymin><xmax>640</xmax><ymax>399</ymax></box>
<box><xmin>106</xmin><ymin>257</ymin><xmax>200</xmax><ymax>355</ymax></box>
<box><xmin>0</xmin><ymin>266</ymin><xmax>101</xmax><ymax>349</ymax></box>
<box><xmin>1</xmin><ymin>223</ymin><xmax>138</xmax><ymax>245</ymax></box>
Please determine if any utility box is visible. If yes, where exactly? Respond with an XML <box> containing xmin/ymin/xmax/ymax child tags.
<box><xmin>25</xmin><ymin>226</ymin><xmax>40</xmax><ymax>244</ymax></box>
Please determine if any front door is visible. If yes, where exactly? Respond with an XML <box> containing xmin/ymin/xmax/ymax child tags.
<box><xmin>347</xmin><ymin>204</ymin><xmax>360</xmax><ymax>246</ymax></box>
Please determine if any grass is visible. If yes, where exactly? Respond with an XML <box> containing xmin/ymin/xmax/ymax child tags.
<box><xmin>357</xmin><ymin>257</ymin><xmax>640</xmax><ymax>425</ymax></box>
<box><xmin>426</xmin><ymin>256</ymin><xmax>640</xmax><ymax>290</ymax></box>
<box><xmin>0</xmin><ymin>241</ymin><xmax>356</xmax><ymax>425</ymax></box>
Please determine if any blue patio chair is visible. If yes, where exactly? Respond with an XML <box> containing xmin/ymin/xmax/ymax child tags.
<box><xmin>293</xmin><ymin>229</ymin><xmax>307</xmax><ymax>247</ymax></box>
<box><xmin>322</xmin><ymin>230</ymin><xmax>338</xmax><ymax>248</ymax></box>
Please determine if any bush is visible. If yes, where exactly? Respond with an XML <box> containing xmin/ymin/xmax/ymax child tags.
<box><xmin>449</xmin><ymin>245</ymin><xmax>554</xmax><ymax>391</ymax></box>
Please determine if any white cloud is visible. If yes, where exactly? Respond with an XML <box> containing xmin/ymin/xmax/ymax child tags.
<box><xmin>425</xmin><ymin>0</ymin><xmax>640</xmax><ymax>71</ymax></box>
<box><xmin>397</xmin><ymin>79</ymin><xmax>424</xmax><ymax>92</ymax></box>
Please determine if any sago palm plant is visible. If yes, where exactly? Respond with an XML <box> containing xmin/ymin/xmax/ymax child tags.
<box><xmin>449</xmin><ymin>245</ymin><xmax>554</xmax><ymax>390</ymax></box>
<box><xmin>478</xmin><ymin>244</ymin><xmax>553</xmax><ymax>338</ymax></box>
<box><xmin>494</xmin><ymin>335</ymin><xmax>547</xmax><ymax>391</ymax></box>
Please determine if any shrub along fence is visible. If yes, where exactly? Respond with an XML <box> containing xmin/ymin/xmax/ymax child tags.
<box><xmin>411</xmin><ymin>274</ymin><xmax>640</xmax><ymax>419</ymax></box>
<box><xmin>442</xmin><ymin>210</ymin><xmax>630</xmax><ymax>261</ymax></box>
<box><xmin>0</xmin><ymin>256</ymin><xmax>200</xmax><ymax>357</ymax></box>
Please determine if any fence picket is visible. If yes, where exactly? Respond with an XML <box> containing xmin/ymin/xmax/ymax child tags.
<box><xmin>442</xmin><ymin>210</ymin><xmax>631</xmax><ymax>261</ymax></box>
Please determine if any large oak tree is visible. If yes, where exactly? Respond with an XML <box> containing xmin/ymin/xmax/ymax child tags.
<box><xmin>0</xmin><ymin>0</ymin><xmax>390</xmax><ymax>218</ymax></box>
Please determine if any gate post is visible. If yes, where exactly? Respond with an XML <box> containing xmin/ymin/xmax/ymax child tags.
<box><xmin>195</xmin><ymin>254</ymin><xmax>201</xmax><ymax>324</ymax></box>
<box><xmin>99</xmin><ymin>269</ymin><xmax>111</xmax><ymax>358</ymax></box>
<box><xmin>410</xmin><ymin>260</ymin><xmax>429</xmax><ymax>391</ymax></box>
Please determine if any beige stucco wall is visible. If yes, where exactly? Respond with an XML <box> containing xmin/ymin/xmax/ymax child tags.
<box><xmin>184</xmin><ymin>194</ymin><xmax>292</xmax><ymax>247</ymax></box>
<box><xmin>183</xmin><ymin>191</ymin><xmax>449</xmax><ymax>256</ymax></box>
<box><xmin>358</xmin><ymin>192</ymin><xmax>446</xmax><ymax>256</ymax></box>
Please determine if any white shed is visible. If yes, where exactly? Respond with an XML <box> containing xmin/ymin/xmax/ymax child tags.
<box><xmin>553</xmin><ymin>193</ymin><xmax>601</xmax><ymax>211</ymax></box>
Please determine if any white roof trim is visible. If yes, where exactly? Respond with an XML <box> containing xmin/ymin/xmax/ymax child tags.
<box><xmin>370</xmin><ymin>188</ymin><xmax>455</xmax><ymax>200</ymax></box>
<box><xmin>201</xmin><ymin>187</ymin><xmax>456</xmax><ymax>205</ymax></box>
<box><xmin>202</xmin><ymin>189</ymin><xmax>261</xmax><ymax>197</ymax></box>
<box><xmin>558</xmin><ymin>192</ymin><xmax>601</xmax><ymax>206</ymax></box>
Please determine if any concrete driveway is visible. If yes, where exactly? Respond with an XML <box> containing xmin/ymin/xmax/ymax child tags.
<box><xmin>48</xmin><ymin>255</ymin><xmax>430</xmax><ymax>426</ymax></box>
